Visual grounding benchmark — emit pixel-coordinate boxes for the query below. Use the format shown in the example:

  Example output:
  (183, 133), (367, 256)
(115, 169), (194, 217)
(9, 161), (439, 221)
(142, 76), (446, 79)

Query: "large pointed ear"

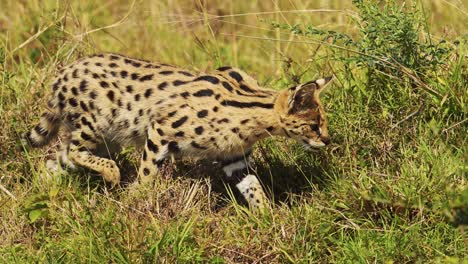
(287, 77), (333, 113)
(315, 76), (334, 95)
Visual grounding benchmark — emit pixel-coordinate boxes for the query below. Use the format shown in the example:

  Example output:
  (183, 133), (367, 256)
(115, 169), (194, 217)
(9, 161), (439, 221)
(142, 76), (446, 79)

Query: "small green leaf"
(28, 209), (44, 223)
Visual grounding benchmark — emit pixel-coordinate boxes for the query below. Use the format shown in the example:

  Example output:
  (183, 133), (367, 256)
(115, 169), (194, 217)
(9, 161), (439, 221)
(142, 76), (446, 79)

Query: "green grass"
(0, 0), (466, 263)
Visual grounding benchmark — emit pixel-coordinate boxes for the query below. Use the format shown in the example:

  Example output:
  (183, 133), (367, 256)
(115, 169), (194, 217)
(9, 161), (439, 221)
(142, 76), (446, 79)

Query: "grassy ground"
(0, 0), (466, 263)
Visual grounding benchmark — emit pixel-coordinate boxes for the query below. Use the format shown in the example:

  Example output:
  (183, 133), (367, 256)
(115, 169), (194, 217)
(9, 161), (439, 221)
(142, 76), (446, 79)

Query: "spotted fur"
(24, 53), (333, 210)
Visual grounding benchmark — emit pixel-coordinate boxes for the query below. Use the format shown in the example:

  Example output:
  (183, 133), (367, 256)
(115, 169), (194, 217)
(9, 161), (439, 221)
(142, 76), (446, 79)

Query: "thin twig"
(391, 108), (420, 129)
(0, 183), (17, 201)
(12, 21), (57, 54)
(442, 118), (468, 133)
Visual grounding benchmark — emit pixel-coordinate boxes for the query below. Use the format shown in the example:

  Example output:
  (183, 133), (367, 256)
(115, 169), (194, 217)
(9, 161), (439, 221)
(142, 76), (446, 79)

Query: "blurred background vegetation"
(0, 0), (466, 262)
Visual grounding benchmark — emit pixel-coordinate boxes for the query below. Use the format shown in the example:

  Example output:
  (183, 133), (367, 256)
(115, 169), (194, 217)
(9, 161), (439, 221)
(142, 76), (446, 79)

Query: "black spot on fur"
(266, 126), (274, 132)
(180, 92), (190, 98)
(222, 81), (233, 92)
(89, 91), (97, 99)
(191, 141), (207, 150)
(193, 89), (214, 97)
(218, 118), (230, 124)
(72, 69), (79, 78)
(175, 131), (184, 137)
(142, 150), (147, 161)
(81, 117), (95, 132)
(110, 55), (120, 60)
(168, 110), (177, 117)
(239, 84), (255, 93)
(173, 80), (188, 86)
(195, 126), (204, 135)
(217, 66), (232, 71)
(144, 88), (153, 98)
(126, 103), (132, 111)
(71, 87), (78, 96)
(95, 62), (102, 67)
(231, 127), (240, 133)
(69, 98), (78, 107)
(34, 125), (47, 136)
(213, 106), (219, 112)
(126, 85), (133, 93)
(197, 110), (208, 118)
(159, 71), (173, 75)
(81, 132), (92, 141)
(58, 92), (65, 101)
(131, 61), (142, 68)
(143, 168), (150, 176)
(194, 75), (219, 84)
(79, 80), (88, 92)
(240, 119), (250, 124)
(131, 73), (140, 80)
(161, 140), (168, 145)
(178, 71), (194, 77)
(134, 94), (141, 101)
(145, 64), (160, 69)
(158, 82), (168, 90)
(229, 71), (243, 82)
(109, 63), (118, 68)
(120, 70), (128, 78)
(52, 79), (61, 91)
(168, 141), (180, 152)
(138, 109), (144, 116)
(172, 116), (188, 128)
(92, 73), (100, 79)
(157, 129), (164, 136)
(80, 101), (89, 112)
(61, 86), (67, 93)
(147, 139), (159, 153)
(107, 90), (115, 102)
(221, 100), (274, 109)
(100, 81), (109, 88)
(140, 74), (153, 82)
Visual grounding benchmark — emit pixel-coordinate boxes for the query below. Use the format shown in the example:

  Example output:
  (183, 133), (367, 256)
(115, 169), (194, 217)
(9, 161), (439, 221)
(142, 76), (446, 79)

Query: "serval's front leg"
(221, 152), (269, 211)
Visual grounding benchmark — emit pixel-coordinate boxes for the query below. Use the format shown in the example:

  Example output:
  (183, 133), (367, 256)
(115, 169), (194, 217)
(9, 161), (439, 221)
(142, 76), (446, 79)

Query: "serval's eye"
(310, 124), (319, 131)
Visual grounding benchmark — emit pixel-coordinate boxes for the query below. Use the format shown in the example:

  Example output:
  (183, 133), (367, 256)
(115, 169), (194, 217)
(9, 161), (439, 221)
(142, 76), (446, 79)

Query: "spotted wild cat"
(24, 53), (333, 209)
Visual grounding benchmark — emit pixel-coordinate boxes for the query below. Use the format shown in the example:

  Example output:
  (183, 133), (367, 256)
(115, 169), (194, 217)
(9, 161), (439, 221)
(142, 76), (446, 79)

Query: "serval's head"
(274, 77), (333, 149)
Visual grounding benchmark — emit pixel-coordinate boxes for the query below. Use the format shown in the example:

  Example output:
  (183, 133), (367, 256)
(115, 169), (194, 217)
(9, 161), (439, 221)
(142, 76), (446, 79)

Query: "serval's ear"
(315, 76), (334, 95)
(287, 77), (333, 114)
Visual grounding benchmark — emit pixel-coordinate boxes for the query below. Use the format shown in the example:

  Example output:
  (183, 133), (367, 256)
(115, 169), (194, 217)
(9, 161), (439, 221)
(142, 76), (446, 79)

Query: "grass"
(0, 0), (466, 262)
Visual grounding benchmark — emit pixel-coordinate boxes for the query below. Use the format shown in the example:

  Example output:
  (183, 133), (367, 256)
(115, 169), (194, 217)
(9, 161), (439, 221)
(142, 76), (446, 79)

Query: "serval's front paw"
(236, 174), (270, 212)
(101, 160), (121, 186)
